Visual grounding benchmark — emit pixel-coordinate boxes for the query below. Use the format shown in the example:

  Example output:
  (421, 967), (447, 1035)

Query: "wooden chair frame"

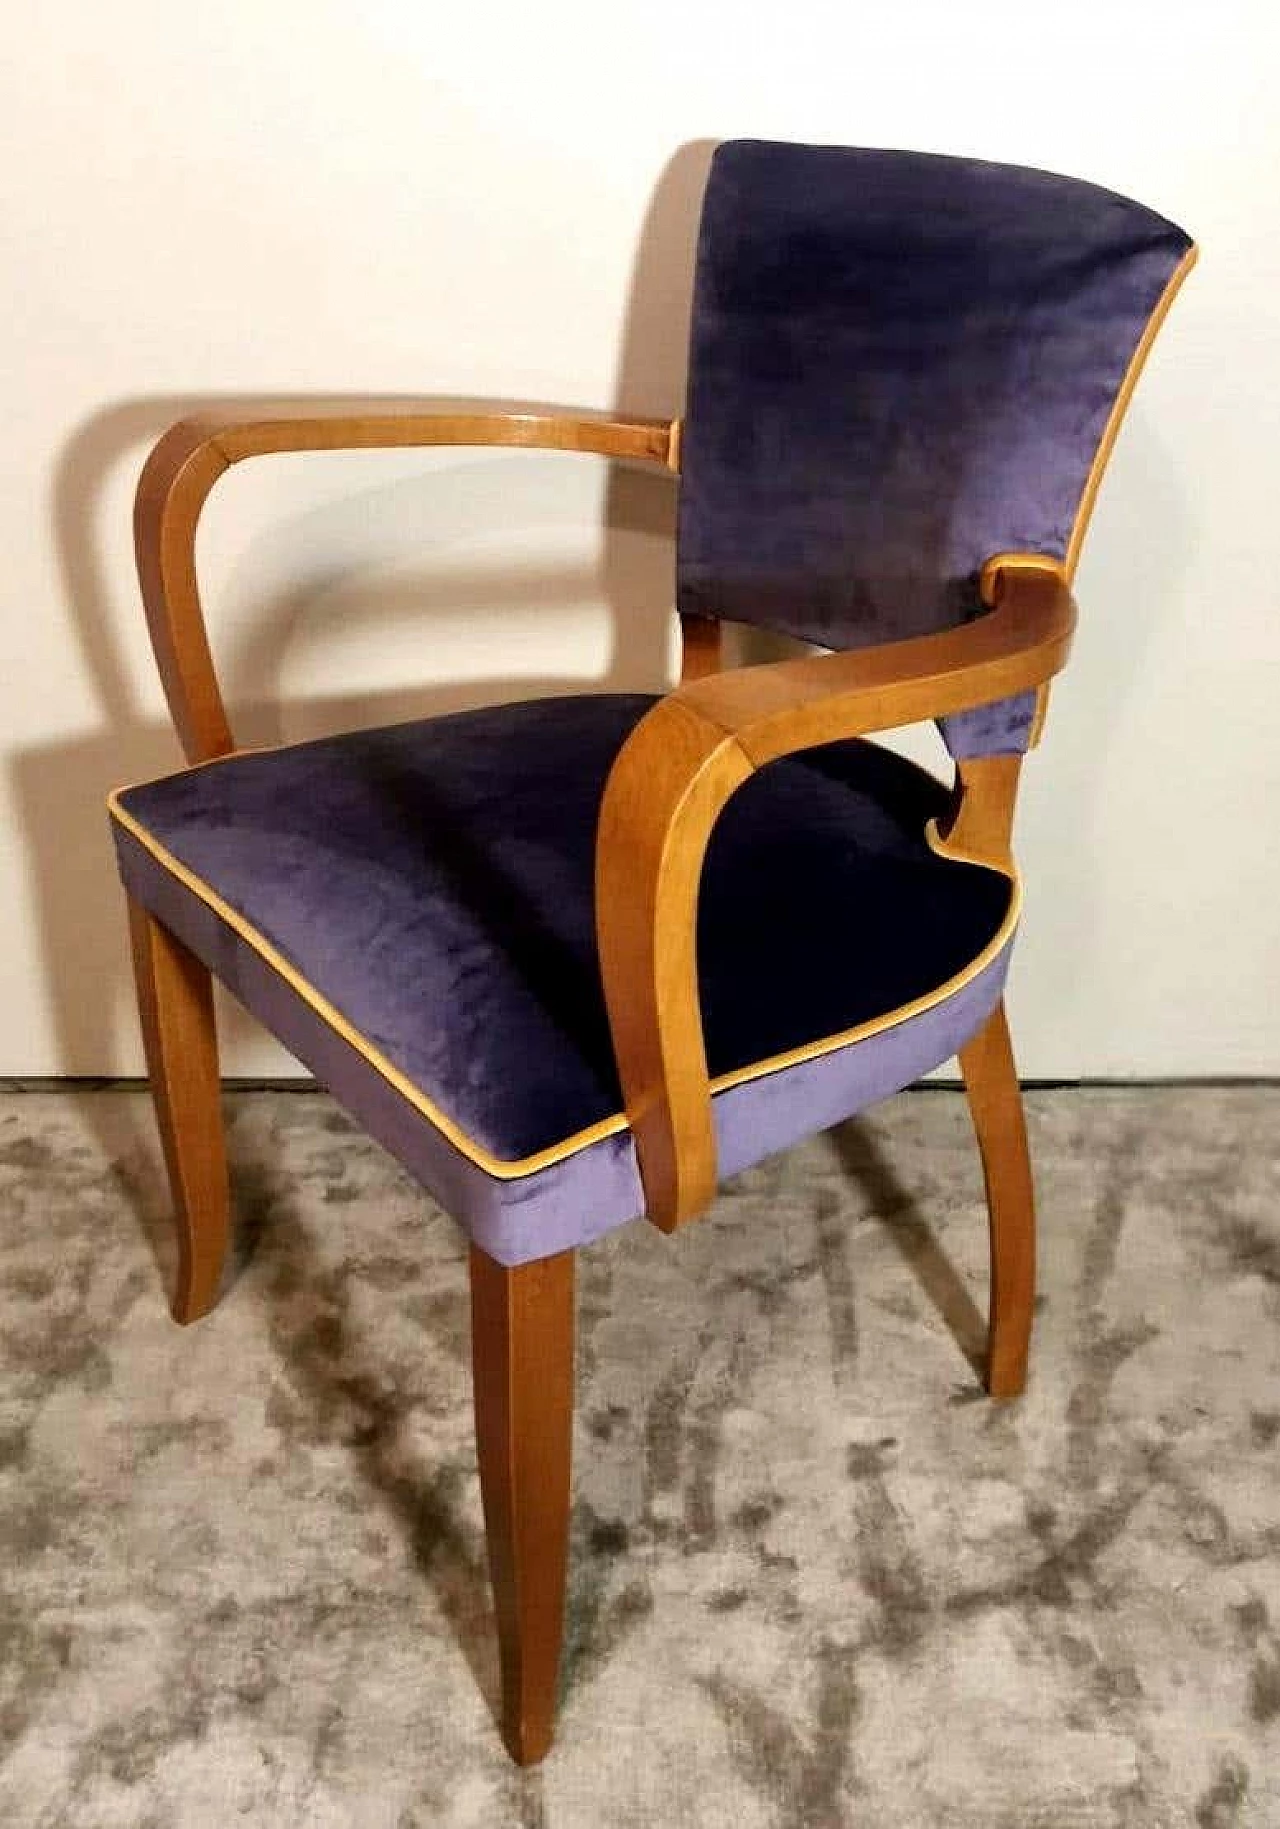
(125, 399), (1075, 1761)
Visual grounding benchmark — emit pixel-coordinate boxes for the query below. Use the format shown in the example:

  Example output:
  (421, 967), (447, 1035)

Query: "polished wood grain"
(936, 755), (1023, 868)
(596, 701), (751, 1227)
(127, 896), (230, 1323)
(977, 550), (1068, 604)
(470, 1244), (575, 1766)
(134, 436), (237, 763)
(958, 1000), (1036, 1398)
(977, 551), (1069, 753)
(134, 401), (678, 764)
(671, 572), (1074, 769)
(678, 612), (724, 682)
(597, 565), (1076, 1233)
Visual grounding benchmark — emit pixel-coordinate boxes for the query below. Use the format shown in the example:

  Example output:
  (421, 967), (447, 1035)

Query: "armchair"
(108, 141), (1194, 1763)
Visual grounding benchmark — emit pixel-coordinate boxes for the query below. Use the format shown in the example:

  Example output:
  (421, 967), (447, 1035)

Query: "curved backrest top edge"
(677, 138), (1194, 664)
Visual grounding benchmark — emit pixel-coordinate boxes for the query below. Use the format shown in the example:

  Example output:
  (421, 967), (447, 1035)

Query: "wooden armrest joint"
(597, 561), (1077, 1235)
(132, 401), (678, 764)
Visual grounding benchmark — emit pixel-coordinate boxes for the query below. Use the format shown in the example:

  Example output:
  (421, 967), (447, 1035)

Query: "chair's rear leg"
(470, 1244), (575, 1766)
(958, 999), (1035, 1399)
(127, 894), (230, 1324)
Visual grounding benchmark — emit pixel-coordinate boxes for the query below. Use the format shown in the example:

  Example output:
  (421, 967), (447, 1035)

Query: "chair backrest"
(676, 140), (1193, 757)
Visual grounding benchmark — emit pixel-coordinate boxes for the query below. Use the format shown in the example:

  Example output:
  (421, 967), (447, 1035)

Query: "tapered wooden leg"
(127, 895), (230, 1324)
(958, 999), (1035, 1400)
(470, 1244), (575, 1765)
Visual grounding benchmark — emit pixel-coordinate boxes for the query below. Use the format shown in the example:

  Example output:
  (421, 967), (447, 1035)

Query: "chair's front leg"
(958, 1000), (1035, 1399)
(127, 895), (231, 1323)
(469, 1244), (575, 1765)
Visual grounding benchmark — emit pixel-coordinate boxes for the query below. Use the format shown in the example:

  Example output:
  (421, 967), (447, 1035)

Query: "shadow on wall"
(10, 139), (717, 1092)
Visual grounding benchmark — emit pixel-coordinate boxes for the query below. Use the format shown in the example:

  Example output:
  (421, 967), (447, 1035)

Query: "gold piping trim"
(109, 787), (1020, 1179)
(978, 245), (1197, 753)
(1027, 684), (1051, 750)
(1064, 243), (1199, 581)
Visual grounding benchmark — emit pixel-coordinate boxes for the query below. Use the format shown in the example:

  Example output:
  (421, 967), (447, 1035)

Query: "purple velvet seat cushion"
(115, 810), (1013, 1265)
(677, 141), (1192, 755)
(111, 694), (1012, 1166)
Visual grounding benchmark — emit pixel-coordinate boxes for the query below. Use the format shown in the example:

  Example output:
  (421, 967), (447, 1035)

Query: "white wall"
(3, 0), (1276, 1079)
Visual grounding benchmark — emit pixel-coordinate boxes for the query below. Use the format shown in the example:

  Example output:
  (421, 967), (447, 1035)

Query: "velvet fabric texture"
(115, 827), (1012, 1265)
(112, 697), (1014, 1262)
(677, 141), (1192, 757)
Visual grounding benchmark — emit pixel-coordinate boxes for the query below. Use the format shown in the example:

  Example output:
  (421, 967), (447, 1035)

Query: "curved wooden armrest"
(595, 559), (1076, 1233)
(134, 398), (680, 762)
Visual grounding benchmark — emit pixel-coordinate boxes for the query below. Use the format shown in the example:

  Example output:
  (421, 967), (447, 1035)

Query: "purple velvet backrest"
(676, 140), (1193, 757)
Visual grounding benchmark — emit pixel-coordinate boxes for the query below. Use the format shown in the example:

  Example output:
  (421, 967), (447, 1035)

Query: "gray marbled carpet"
(1, 1085), (1278, 1826)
